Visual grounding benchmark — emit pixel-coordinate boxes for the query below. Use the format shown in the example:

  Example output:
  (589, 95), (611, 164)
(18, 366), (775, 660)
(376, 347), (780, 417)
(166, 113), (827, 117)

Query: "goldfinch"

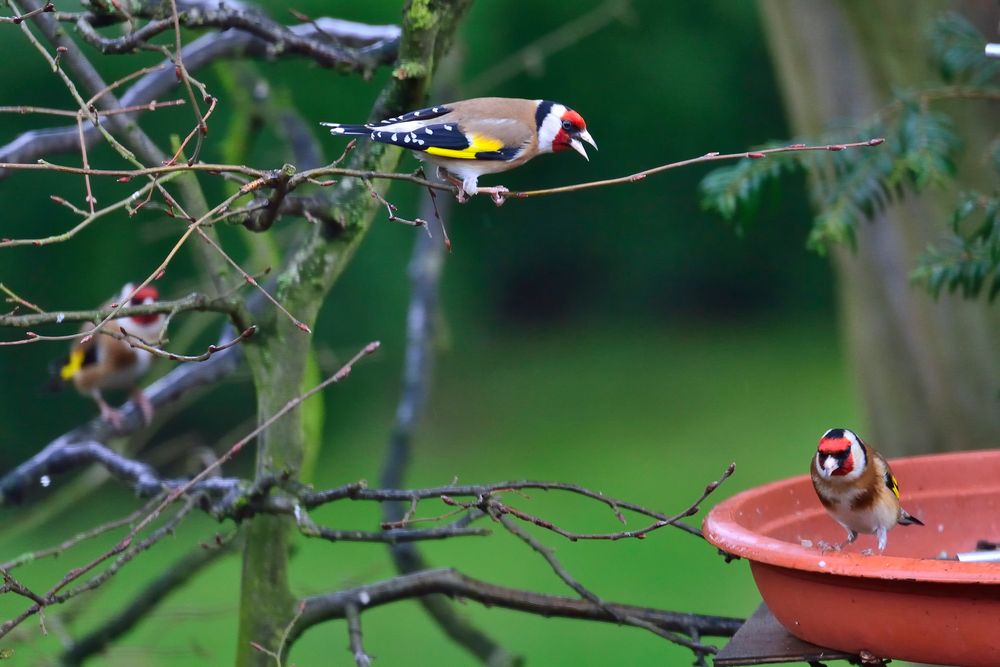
(321, 97), (597, 204)
(810, 428), (924, 552)
(51, 283), (166, 428)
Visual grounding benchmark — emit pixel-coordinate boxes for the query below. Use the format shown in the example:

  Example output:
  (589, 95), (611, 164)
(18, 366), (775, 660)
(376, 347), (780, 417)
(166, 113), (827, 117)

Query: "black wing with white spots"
(368, 123), (469, 150)
(372, 104), (453, 125)
(324, 120), (517, 161)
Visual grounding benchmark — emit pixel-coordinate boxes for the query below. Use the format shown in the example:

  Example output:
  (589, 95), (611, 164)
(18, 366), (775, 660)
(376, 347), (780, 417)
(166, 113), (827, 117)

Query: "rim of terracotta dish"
(703, 450), (1000, 584)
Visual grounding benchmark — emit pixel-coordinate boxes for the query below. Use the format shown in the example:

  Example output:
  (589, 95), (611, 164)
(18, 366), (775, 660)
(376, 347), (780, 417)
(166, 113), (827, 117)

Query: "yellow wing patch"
(424, 133), (504, 160)
(60, 348), (85, 380)
(887, 473), (900, 498)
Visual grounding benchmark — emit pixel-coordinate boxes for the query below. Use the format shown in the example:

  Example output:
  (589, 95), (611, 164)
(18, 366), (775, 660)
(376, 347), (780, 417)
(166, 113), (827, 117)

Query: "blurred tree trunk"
(757, 0), (1000, 454)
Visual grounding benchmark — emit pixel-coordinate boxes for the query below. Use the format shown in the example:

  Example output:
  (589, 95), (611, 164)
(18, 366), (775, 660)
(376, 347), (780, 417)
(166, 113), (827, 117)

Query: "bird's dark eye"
(561, 120), (575, 131)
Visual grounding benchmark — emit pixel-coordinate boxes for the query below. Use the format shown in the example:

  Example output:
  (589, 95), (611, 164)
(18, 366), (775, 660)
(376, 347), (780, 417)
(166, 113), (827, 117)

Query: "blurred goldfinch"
(322, 97), (597, 204)
(810, 428), (924, 552)
(51, 283), (166, 428)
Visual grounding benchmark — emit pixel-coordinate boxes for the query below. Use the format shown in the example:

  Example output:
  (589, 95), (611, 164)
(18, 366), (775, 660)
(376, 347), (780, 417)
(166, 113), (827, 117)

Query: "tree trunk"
(233, 1), (473, 664)
(757, 0), (1000, 454)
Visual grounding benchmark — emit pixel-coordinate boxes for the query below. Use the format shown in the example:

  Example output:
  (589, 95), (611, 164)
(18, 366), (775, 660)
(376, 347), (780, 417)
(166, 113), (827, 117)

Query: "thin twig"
(117, 324), (257, 363)
(0, 173), (182, 249)
(0, 495), (163, 571)
(192, 227), (311, 333)
(49, 496), (201, 607)
(61, 530), (239, 666)
(496, 513), (711, 653)
(362, 177), (429, 231)
(0, 495), (199, 639)
(0, 282), (44, 313)
(296, 506), (489, 544)
(84, 64), (169, 108)
(505, 138), (887, 199)
(0, 0), (51, 23)
(345, 603), (372, 667)
(0, 99), (184, 118)
(445, 463), (735, 542)
(76, 116), (96, 214)
(167, 0), (208, 165)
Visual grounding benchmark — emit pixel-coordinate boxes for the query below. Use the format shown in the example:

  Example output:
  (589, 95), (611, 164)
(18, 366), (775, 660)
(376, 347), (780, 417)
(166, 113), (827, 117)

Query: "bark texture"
(758, 0), (1000, 454)
(234, 2), (473, 665)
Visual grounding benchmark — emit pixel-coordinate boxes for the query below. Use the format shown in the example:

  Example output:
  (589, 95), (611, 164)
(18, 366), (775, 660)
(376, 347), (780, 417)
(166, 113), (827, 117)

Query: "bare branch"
(0, 495), (199, 640)
(296, 506), (489, 544)
(288, 569), (744, 650)
(0, 292), (243, 329)
(495, 514), (711, 655)
(73, 3), (397, 72)
(0, 496), (162, 571)
(345, 604), (372, 667)
(117, 324), (257, 364)
(49, 496), (201, 607)
(304, 478), (714, 539)
(61, 531), (239, 666)
(0, 172), (182, 248)
(0, 13), (398, 172)
(0, 341), (243, 500)
(10, 0), (165, 168)
(0, 282), (43, 313)
(0, 99), (185, 117)
(1, 441), (174, 505)
(192, 226), (311, 333)
(445, 463), (735, 542)
(0, 0), (51, 24)
(111, 339), (380, 533)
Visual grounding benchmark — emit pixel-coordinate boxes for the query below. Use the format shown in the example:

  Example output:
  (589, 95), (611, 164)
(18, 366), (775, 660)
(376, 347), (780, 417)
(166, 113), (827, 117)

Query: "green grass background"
(1, 318), (858, 666)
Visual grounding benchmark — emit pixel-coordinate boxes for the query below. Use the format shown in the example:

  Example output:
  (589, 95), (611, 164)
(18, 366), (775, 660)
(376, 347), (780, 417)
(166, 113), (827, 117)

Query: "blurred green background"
(0, 1), (865, 665)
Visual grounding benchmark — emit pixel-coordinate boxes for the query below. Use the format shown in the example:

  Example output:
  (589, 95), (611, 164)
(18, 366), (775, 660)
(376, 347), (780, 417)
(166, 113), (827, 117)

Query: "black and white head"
(535, 101), (598, 159)
(117, 283), (166, 340)
(814, 427), (868, 482)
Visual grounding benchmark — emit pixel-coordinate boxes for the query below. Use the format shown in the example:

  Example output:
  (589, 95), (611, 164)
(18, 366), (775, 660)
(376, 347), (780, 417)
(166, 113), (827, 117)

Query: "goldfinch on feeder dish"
(810, 428), (924, 552)
(321, 97), (597, 204)
(51, 283), (166, 428)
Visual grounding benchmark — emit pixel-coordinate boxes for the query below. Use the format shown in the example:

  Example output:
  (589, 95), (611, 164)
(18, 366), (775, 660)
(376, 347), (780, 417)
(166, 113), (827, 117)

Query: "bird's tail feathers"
(899, 510), (924, 526)
(320, 122), (372, 137)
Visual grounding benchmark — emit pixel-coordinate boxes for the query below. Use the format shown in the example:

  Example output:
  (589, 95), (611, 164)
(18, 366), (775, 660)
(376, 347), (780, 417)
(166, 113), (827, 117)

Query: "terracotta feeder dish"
(703, 449), (1000, 667)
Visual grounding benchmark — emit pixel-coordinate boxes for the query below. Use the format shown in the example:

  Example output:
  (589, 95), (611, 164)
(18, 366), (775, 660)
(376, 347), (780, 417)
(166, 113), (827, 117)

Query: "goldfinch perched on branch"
(50, 283), (166, 428)
(321, 97), (597, 204)
(810, 428), (924, 552)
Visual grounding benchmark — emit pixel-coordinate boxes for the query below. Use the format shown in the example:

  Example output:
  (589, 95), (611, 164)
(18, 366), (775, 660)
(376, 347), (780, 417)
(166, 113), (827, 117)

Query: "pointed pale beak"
(822, 455), (838, 476)
(569, 131), (597, 161)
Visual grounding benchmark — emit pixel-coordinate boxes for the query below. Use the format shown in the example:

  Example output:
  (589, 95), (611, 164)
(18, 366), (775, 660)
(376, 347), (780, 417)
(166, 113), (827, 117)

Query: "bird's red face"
(537, 102), (597, 159)
(815, 427), (870, 481)
(127, 285), (161, 326)
(817, 434), (855, 477)
(551, 110), (588, 152)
